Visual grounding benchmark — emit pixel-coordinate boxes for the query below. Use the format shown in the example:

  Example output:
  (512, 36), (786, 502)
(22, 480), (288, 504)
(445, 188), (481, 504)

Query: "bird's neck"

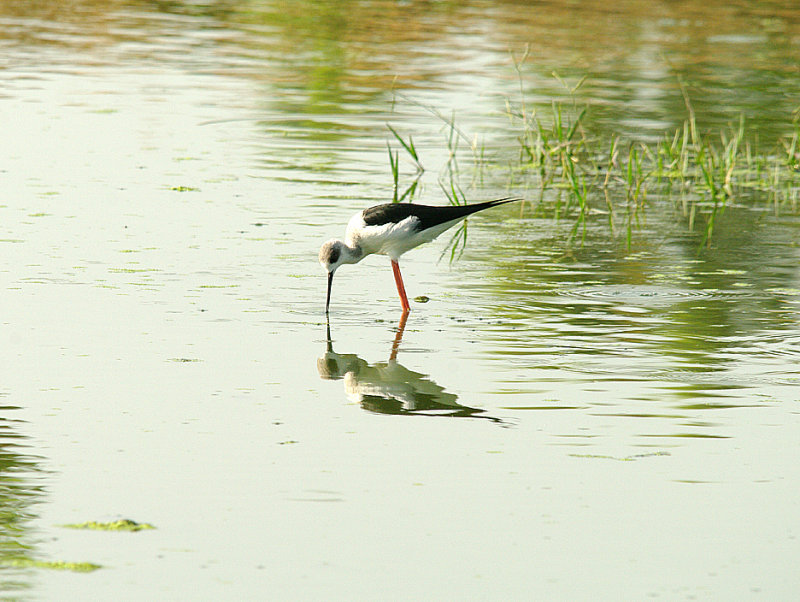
(342, 241), (364, 264)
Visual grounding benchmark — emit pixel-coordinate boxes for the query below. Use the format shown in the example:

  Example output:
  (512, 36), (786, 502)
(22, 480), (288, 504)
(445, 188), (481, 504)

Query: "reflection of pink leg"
(390, 311), (409, 362)
(391, 260), (411, 313)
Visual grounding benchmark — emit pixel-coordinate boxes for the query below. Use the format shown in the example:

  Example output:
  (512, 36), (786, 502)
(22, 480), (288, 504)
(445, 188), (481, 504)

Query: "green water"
(1, 1), (799, 599)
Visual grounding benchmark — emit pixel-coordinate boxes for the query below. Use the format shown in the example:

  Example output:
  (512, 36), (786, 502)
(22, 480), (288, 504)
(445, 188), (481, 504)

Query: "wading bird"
(319, 198), (519, 313)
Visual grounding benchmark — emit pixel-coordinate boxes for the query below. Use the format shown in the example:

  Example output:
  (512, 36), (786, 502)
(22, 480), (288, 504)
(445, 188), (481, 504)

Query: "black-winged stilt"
(319, 198), (519, 313)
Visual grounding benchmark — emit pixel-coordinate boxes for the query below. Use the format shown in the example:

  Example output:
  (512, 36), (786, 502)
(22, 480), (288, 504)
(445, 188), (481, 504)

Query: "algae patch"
(570, 452), (671, 462)
(1, 558), (101, 572)
(62, 519), (155, 532)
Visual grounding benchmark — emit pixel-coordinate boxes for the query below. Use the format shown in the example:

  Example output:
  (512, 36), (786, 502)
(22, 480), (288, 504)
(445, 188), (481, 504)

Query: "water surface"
(1, 1), (799, 599)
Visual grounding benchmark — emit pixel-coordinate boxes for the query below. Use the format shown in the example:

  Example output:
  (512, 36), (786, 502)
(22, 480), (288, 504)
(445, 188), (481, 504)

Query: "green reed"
(503, 79), (798, 249)
(387, 68), (800, 255)
(387, 124), (423, 203)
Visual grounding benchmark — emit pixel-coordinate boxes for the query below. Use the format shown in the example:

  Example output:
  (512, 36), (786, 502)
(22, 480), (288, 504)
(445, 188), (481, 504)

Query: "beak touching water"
(326, 271), (333, 314)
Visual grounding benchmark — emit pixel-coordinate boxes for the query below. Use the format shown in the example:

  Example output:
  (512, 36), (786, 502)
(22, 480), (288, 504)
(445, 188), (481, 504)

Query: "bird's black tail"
(391, 197), (522, 230)
(455, 197), (521, 215)
(361, 197), (522, 230)
(423, 197), (521, 229)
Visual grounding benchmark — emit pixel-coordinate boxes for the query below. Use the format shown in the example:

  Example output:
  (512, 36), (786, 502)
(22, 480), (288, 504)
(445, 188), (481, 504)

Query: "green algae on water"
(62, 519), (155, 532)
(1, 558), (102, 572)
(570, 452), (671, 461)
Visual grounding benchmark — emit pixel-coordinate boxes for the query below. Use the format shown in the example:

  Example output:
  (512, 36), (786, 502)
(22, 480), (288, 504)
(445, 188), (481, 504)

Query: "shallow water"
(2, 0), (800, 599)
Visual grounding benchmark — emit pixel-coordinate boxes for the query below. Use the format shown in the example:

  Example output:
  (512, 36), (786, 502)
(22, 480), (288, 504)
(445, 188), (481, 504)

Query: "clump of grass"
(386, 124), (423, 203)
(502, 66), (800, 248)
(390, 89), (489, 193)
(388, 95), (491, 261)
(389, 62), (799, 253)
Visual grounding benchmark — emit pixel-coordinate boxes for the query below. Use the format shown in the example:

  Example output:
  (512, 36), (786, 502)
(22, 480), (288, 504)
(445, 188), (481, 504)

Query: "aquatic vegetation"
(570, 452), (671, 462)
(62, 519), (155, 532)
(387, 61), (800, 254)
(1, 558), (102, 572)
(502, 74), (799, 248)
(387, 124), (423, 203)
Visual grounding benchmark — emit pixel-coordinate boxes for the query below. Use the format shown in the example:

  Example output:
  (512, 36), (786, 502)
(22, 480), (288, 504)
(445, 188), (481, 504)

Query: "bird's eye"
(329, 247), (340, 263)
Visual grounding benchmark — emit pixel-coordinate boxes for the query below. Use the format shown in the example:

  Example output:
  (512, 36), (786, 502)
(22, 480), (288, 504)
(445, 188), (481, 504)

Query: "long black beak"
(326, 271), (333, 314)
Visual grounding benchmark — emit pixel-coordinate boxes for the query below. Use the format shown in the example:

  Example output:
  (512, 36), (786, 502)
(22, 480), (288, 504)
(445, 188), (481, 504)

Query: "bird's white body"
(344, 212), (460, 261)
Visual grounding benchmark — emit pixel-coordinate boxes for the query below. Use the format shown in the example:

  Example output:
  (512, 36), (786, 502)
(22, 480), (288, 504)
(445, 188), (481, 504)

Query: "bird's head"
(319, 239), (353, 314)
(319, 239), (365, 314)
(318, 239), (347, 274)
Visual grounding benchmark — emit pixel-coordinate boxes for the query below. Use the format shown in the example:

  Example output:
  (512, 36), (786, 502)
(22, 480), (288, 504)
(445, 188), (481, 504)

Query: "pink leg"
(391, 260), (411, 313)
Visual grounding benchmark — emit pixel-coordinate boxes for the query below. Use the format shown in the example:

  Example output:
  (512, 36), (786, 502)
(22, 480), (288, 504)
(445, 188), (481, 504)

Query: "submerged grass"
(387, 56), (800, 255)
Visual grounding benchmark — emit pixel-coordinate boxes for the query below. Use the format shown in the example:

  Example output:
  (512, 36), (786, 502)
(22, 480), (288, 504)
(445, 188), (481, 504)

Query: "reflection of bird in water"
(319, 198), (520, 313)
(318, 314), (503, 422)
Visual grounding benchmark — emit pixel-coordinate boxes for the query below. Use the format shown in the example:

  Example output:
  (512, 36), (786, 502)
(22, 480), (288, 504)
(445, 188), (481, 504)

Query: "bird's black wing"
(362, 198), (519, 232)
